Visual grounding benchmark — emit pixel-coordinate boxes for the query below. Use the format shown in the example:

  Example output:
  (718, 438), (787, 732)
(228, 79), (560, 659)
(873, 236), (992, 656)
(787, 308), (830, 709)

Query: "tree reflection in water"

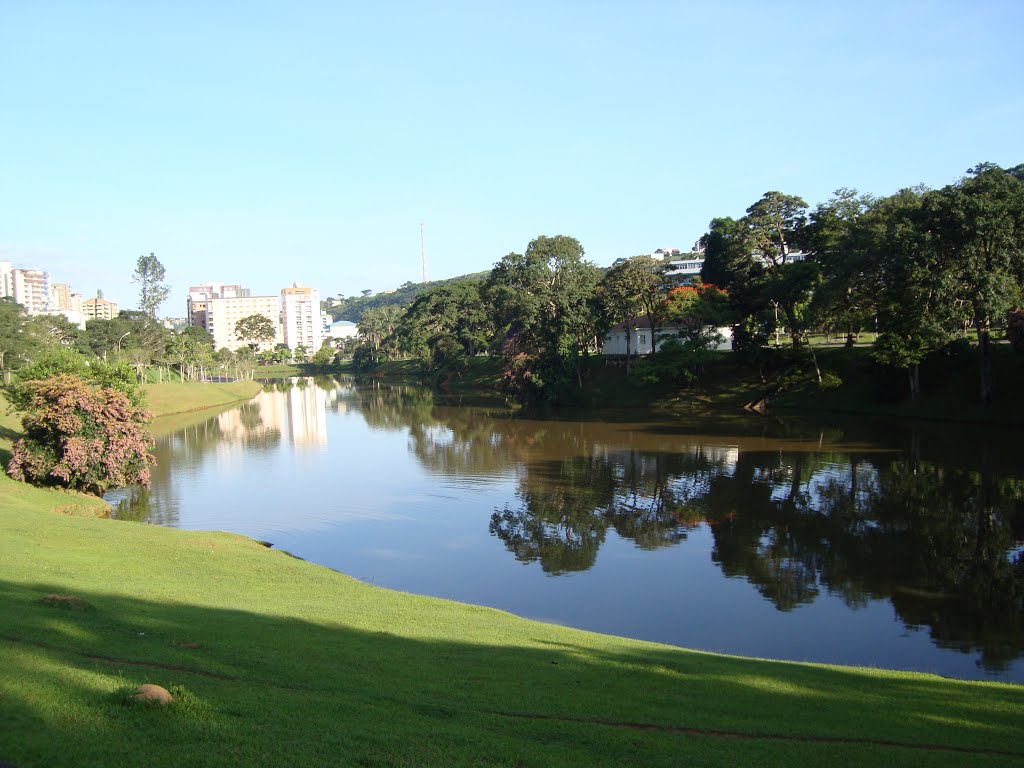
(112, 378), (1024, 674)
(399, 397), (1023, 673)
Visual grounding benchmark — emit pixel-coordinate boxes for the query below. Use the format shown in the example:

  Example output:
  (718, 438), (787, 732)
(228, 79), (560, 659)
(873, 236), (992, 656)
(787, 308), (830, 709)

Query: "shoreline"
(2, 381), (1022, 766)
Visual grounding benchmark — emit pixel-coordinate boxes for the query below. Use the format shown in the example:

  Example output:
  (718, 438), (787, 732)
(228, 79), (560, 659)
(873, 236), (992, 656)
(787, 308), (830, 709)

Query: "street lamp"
(116, 331), (131, 352)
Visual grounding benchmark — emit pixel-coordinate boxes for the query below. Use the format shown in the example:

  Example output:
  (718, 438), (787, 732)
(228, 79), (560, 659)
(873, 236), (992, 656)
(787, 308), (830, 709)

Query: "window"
(640, 334), (647, 344)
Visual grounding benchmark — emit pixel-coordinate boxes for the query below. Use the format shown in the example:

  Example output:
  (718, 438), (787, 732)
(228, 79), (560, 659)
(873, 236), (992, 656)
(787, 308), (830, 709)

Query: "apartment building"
(281, 283), (321, 354)
(49, 283), (83, 313)
(82, 297), (119, 320)
(206, 294), (282, 352)
(11, 268), (50, 314)
(187, 283), (250, 331)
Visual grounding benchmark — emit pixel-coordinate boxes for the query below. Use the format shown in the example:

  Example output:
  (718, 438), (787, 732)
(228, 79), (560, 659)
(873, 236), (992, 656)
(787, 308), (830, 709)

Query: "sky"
(2, 1), (1022, 314)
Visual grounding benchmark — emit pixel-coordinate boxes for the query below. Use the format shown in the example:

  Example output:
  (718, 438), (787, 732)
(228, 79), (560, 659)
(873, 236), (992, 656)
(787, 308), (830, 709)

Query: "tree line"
(351, 163), (1024, 406)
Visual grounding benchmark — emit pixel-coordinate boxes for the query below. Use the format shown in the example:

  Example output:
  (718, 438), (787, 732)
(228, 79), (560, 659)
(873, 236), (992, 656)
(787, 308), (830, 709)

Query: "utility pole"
(420, 221), (428, 283)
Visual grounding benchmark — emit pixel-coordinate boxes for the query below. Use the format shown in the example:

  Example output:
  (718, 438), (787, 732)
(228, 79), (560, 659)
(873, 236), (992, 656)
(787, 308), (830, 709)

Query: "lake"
(108, 376), (1024, 683)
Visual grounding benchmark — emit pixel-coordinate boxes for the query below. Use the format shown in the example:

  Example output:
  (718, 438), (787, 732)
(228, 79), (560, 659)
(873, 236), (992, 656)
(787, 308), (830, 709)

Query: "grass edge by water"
(0, 380), (1022, 766)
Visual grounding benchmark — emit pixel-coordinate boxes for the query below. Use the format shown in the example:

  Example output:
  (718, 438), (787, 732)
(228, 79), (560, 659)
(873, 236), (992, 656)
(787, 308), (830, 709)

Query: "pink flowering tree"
(6, 374), (155, 496)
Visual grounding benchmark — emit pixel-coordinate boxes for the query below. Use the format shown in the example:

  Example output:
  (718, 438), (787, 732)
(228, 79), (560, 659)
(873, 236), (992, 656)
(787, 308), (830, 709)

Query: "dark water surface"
(108, 376), (1024, 683)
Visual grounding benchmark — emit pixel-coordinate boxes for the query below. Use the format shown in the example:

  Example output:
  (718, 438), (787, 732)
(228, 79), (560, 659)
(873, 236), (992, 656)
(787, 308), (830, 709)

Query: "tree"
(166, 332), (202, 382)
(867, 187), (955, 400)
(699, 216), (772, 353)
(598, 258), (655, 372)
(234, 314), (276, 351)
(312, 341), (335, 368)
(5, 346), (144, 409)
(6, 374), (155, 496)
(391, 280), (493, 360)
(132, 252), (170, 320)
(78, 316), (137, 359)
(804, 189), (878, 346)
(920, 164), (1024, 405)
(486, 235), (601, 399)
(739, 191), (816, 348)
(0, 299), (27, 371)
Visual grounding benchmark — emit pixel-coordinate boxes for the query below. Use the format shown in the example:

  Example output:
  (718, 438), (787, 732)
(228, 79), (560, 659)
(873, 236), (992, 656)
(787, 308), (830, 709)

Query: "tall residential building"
(0, 260), (13, 299)
(187, 283), (250, 331)
(281, 283), (321, 354)
(82, 297), (119, 320)
(49, 283), (83, 313)
(206, 295), (281, 352)
(12, 268), (50, 314)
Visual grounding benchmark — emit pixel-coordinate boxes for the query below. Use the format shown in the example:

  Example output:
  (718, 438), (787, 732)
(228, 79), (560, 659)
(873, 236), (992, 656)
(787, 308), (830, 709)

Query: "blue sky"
(2, 1), (1021, 314)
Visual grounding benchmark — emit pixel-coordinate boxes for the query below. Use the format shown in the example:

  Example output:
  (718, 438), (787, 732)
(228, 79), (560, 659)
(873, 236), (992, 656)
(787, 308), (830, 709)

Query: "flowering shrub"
(6, 374), (155, 496)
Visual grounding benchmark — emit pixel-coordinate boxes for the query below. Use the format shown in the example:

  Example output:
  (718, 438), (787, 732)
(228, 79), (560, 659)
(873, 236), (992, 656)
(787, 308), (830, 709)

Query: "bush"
(7, 374), (155, 496)
(6, 348), (143, 410)
(818, 371), (843, 390)
(629, 331), (722, 386)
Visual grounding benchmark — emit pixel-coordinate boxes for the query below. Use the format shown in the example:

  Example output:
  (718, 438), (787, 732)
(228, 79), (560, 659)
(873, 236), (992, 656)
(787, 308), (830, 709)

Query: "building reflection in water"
(216, 378), (328, 452)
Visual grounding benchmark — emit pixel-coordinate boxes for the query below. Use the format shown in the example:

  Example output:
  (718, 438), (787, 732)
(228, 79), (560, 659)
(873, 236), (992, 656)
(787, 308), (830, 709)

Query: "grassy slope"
(1, 385), (1022, 766)
(143, 381), (264, 418)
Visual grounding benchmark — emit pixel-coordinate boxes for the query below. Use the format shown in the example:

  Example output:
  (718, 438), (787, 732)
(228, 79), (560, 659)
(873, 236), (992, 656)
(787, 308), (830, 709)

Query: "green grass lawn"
(1, 383), (1022, 766)
(142, 381), (264, 418)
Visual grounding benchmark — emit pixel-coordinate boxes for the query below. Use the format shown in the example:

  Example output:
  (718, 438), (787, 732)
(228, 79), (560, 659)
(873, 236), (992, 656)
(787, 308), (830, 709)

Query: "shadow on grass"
(0, 425), (18, 468)
(0, 579), (1022, 768)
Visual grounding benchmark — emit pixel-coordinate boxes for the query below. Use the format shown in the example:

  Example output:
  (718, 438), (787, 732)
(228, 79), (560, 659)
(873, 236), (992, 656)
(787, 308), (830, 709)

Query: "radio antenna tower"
(419, 221), (428, 283)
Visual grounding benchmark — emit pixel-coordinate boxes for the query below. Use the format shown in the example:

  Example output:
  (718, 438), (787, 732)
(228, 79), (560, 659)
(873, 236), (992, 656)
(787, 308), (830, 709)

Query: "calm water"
(108, 376), (1024, 683)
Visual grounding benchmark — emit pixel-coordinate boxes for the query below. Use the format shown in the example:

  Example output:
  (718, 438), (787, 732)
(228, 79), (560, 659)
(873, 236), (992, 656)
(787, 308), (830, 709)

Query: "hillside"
(327, 271), (491, 323)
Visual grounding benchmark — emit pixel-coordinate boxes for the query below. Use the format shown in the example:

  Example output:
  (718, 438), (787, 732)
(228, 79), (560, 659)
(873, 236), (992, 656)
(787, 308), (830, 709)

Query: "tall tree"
(738, 191), (816, 348)
(921, 163), (1024, 405)
(700, 216), (770, 352)
(804, 189), (878, 346)
(868, 187), (955, 400)
(132, 252), (170, 320)
(486, 235), (601, 398)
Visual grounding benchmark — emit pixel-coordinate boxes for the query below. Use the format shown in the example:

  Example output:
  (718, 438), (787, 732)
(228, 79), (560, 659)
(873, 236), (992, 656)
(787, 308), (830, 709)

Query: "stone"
(40, 594), (91, 610)
(131, 684), (173, 705)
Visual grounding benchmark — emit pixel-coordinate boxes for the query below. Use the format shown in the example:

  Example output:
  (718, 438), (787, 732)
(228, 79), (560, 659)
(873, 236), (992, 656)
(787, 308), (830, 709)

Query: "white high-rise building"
(12, 268), (50, 314)
(281, 283), (321, 355)
(206, 295), (282, 352)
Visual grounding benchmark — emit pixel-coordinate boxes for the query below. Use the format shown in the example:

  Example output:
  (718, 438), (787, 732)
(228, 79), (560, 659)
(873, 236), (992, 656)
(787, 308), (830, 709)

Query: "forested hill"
(327, 271), (490, 323)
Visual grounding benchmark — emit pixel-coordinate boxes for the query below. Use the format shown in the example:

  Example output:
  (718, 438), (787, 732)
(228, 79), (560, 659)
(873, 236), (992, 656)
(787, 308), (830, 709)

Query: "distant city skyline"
(2, 2), (1021, 312)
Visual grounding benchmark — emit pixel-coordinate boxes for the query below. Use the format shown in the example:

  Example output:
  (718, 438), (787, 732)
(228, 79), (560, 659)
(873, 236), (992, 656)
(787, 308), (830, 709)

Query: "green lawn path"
(1, 382), (1022, 767)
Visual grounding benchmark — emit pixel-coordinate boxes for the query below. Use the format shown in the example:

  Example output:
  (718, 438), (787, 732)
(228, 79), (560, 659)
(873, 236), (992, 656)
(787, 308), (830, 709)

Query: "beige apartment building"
(49, 283), (83, 313)
(187, 283), (250, 331)
(206, 295), (282, 352)
(82, 297), (119, 320)
(281, 283), (321, 355)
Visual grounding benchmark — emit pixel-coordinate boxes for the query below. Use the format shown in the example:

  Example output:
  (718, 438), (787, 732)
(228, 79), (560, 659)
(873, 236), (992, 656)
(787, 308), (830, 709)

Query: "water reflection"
(392, 387), (1024, 674)
(111, 377), (1024, 678)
